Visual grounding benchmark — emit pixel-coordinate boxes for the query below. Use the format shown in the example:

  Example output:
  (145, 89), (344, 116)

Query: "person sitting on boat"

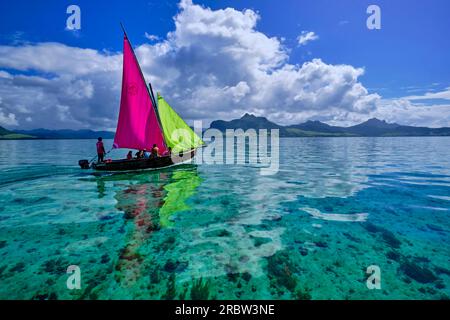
(135, 150), (144, 159)
(96, 137), (106, 163)
(143, 149), (151, 159)
(150, 144), (159, 158)
(126, 151), (133, 160)
(162, 147), (172, 157)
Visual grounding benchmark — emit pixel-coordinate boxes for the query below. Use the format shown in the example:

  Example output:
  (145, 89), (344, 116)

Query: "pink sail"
(113, 35), (166, 154)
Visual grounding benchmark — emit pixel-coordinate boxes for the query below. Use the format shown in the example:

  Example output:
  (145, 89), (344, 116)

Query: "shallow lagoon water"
(0, 137), (449, 299)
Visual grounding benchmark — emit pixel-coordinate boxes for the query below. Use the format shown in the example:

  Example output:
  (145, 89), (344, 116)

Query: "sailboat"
(79, 27), (203, 171)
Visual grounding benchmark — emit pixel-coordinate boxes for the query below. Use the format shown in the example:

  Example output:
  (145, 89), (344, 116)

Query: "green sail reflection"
(159, 169), (202, 227)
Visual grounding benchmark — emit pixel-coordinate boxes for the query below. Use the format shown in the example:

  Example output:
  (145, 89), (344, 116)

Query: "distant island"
(1, 114), (450, 139)
(0, 126), (36, 139)
(210, 114), (450, 137)
(0, 127), (115, 140)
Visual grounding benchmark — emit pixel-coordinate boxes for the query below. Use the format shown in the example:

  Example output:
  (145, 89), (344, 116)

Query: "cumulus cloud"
(0, 42), (120, 76)
(0, 0), (447, 130)
(0, 44), (122, 129)
(297, 31), (319, 46)
(134, 0), (378, 125)
(372, 99), (450, 128)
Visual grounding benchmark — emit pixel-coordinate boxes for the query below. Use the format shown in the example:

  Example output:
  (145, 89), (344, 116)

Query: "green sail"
(157, 93), (204, 152)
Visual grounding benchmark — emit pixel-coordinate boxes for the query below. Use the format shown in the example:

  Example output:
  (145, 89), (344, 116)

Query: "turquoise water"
(0, 137), (449, 300)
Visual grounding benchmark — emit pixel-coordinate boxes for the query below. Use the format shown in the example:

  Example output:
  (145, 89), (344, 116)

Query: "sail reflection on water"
(94, 165), (202, 289)
(159, 169), (202, 227)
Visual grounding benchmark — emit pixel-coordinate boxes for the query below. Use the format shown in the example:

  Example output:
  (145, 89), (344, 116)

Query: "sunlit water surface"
(0, 137), (449, 299)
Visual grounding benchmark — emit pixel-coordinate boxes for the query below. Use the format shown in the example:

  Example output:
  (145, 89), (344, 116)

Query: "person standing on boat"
(96, 137), (106, 163)
(127, 151), (133, 160)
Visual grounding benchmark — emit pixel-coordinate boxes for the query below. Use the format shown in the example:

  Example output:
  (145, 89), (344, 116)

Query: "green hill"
(210, 115), (450, 137)
(0, 126), (11, 136)
(0, 126), (35, 139)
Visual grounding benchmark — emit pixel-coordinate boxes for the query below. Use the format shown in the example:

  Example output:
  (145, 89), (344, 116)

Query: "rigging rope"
(88, 147), (113, 164)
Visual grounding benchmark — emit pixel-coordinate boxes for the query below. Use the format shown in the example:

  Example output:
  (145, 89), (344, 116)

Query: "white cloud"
(0, 71), (12, 79)
(135, 1), (375, 124)
(0, 46), (122, 129)
(0, 108), (18, 126)
(297, 31), (319, 46)
(225, 81), (250, 102)
(372, 98), (450, 128)
(144, 32), (160, 41)
(0, 42), (120, 76)
(403, 87), (450, 101)
(0, 0), (447, 130)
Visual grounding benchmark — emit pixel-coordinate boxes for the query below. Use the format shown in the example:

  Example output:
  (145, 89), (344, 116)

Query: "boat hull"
(89, 150), (195, 172)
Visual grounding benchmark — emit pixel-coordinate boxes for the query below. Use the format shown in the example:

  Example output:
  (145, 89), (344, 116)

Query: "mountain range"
(12, 128), (115, 140)
(210, 114), (450, 137)
(0, 127), (115, 140)
(1, 114), (450, 139)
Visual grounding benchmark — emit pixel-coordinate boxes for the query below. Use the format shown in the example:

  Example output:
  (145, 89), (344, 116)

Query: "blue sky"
(0, 0), (449, 129)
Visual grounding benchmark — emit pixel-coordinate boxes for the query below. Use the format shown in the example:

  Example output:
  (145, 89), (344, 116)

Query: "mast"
(148, 82), (158, 111)
(148, 82), (167, 146)
(120, 22), (127, 37)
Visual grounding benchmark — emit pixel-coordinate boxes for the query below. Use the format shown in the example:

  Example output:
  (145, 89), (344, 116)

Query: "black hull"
(87, 150), (195, 172)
